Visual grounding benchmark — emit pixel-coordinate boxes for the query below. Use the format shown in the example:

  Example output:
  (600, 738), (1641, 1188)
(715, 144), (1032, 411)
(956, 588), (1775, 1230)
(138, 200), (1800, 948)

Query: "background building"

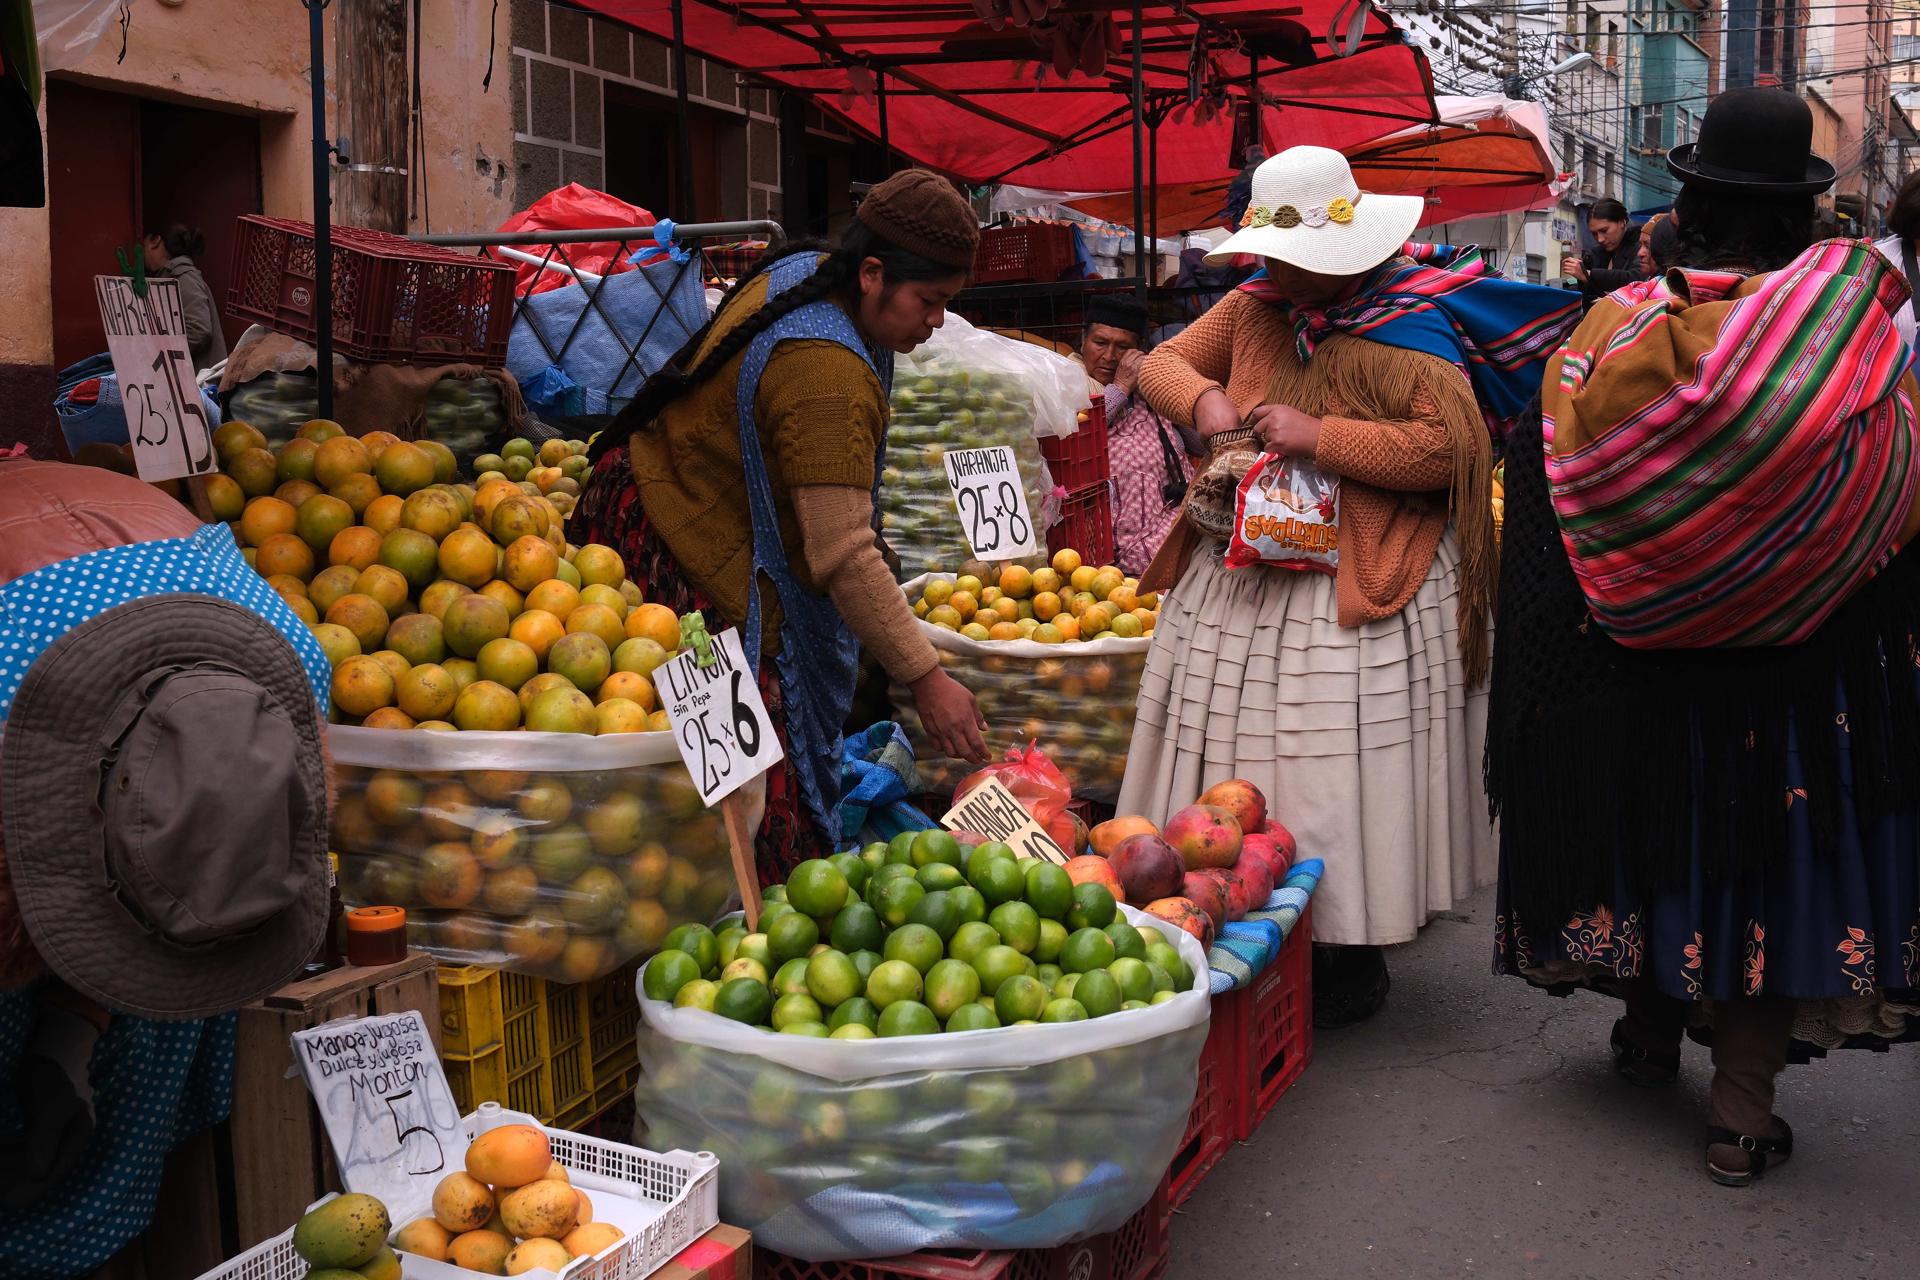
(1625, 0), (1713, 212)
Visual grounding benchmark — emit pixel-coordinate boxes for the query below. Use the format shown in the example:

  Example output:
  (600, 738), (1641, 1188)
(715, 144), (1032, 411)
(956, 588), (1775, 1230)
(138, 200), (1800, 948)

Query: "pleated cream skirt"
(1118, 533), (1495, 947)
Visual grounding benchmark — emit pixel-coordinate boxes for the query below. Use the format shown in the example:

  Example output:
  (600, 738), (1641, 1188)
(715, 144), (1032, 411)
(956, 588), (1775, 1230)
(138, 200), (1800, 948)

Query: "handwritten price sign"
(941, 777), (1073, 866)
(944, 446), (1040, 561)
(93, 276), (215, 483)
(659, 628), (784, 807)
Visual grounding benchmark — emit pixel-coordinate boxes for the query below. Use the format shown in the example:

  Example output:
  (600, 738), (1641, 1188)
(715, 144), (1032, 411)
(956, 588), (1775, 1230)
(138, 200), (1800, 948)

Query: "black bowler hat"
(1667, 87), (1836, 195)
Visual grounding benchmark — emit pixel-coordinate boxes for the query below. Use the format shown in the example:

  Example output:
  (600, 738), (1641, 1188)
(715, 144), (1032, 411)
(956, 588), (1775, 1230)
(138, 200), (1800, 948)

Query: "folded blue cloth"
(836, 721), (935, 851)
(1204, 859), (1322, 994)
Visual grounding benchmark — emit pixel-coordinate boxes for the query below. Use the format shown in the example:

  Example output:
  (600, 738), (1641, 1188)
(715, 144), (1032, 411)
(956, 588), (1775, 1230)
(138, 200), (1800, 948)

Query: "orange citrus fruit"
(565, 603), (625, 651)
(239, 496), (297, 548)
(374, 441), (436, 497)
(476, 638), (541, 691)
(453, 679), (522, 730)
(596, 671), (656, 710)
(999, 565), (1034, 599)
(595, 699), (650, 734)
(478, 579), (526, 619)
(624, 603), (680, 649)
(331, 655), (396, 716)
(329, 526), (384, 571)
(364, 494), (405, 535)
(526, 580), (582, 622)
(508, 610), (566, 662)
(572, 544), (626, 588)
(255, 533), (316, 580)
(437, 527), (499, 588)
(502, 535), (560, 593)
(330, 472), (383, 516)
(401, 489), (463, 541)
(354, 565), (411, 616)
(204, 473), (245, 521)
(397, 663), (460, 721)
(228, 447), (279, 497)
(325, 594), (392, 653)
(312, 436), (372, 488)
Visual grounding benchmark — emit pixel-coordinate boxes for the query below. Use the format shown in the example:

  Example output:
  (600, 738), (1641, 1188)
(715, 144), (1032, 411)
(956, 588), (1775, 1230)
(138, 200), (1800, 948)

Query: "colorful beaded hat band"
(1241, 195), (1359, 230)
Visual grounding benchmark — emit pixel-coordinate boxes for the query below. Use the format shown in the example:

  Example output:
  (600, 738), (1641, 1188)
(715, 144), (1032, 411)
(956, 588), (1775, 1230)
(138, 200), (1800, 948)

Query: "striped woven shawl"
(1543, 239), (1920, 649)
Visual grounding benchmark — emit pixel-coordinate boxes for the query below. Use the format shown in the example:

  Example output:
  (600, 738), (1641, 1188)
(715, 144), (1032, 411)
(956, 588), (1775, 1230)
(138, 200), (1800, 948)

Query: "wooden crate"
(227, 953), (442, 1251)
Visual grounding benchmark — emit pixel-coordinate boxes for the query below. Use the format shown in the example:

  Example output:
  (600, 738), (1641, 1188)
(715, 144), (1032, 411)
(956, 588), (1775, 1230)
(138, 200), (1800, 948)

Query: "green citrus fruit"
(719, 957), (769, 986)
(738, 933), (773, 967)
(907, 891), (963, 942)
(1074, 969), (1122, 1018)
(829, 902), (885, 954)
(1034, 963), (1064, 990)
(946, 1002), (1001, 1033)
(882, 924), (944, 975)
(1145, 963), (1175, 996)
(849, 950), (882, 984)
(713, 977), (772, 1026)
(828, 852), (871, 898)
(1035, 919), (1070, 965)
(780, 1021), (830, 1037)
(946, 885), (988, 926)
(787, 859), (850, 918)
(916, 862), (967, 892)
(861, 842), (890, 873)
(766, 912), (821, 965)
(971, 945), (1028, 998)
(673, 979), (719, 1012)
(642, 950), (701, 1003)
(1109, 958), (1155, 1003)
(771, 992), (824, 1030)
(910, 829), (963, 869)
(992, 973), (1047, 1023)
(829, 996), (880, 1031)
(805, 950), (862, 1008)
(1150, 990), (1178, 1005)
(1146, 941), (1191, 990)
(873, 875), (927, 930)
(1053, 973), (1080, 1000)
(1104, 921), (1148, 962)
(966, 841), (1016, 880)
(877, 1001), (940, 1037)
(948, 921), (1002, 966)
(1067, 883), (1118, 931)
(772, 957), (812, 998)
(865, 959), (924, 1009)
(886, 832), (919, 865)
(1061, 928), (1117, 974)
(663, 922), (719, 975)
(971, 858), (1026, 907)
(830, 1023), (876, 1040)
(1024, 863), (1074, 920)
(1041, 998), (1089, 1023)
(924, 958), (983, 1020)
(987, 901), (1041, 955)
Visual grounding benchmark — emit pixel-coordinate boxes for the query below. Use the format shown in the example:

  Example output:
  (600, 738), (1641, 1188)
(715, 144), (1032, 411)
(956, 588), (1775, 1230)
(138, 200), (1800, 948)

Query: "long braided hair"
(588, 222), (965, 463)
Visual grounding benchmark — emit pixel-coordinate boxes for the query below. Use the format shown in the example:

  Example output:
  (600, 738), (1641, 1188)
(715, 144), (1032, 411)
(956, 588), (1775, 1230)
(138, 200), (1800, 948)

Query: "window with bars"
(1638, 102), (1665, 150)
(1583, 142), (1599, 191)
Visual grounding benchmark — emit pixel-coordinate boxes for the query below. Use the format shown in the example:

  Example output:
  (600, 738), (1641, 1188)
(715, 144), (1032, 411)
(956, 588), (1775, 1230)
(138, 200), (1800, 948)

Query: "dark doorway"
(45, 81), (262, 371)
(603, 83), (740, 222)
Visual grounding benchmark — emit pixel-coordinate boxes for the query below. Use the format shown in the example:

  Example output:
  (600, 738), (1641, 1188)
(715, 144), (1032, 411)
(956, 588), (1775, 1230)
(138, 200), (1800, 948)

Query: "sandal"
(1706, 1116), (1794, 1188)
(1610, 1018), (1681, 1087)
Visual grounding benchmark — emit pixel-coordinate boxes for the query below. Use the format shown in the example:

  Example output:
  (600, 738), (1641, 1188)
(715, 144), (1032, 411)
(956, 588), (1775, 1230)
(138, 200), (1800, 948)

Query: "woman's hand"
(912, 666), (990, 763)
(1250, 402), (1323, 458)
(1194, 387), (1243, 439)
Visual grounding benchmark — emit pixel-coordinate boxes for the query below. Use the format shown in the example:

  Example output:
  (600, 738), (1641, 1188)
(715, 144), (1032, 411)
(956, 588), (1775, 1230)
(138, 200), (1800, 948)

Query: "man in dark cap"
(1078, 295), (1201, 575)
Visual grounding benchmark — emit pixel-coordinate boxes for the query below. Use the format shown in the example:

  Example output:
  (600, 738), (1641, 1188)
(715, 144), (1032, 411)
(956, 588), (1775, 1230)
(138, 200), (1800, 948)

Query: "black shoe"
(1610, 1017), (1681, 1087)
(1312, 945), (1389, 1028)
(1706, 1116), (1793, 1188)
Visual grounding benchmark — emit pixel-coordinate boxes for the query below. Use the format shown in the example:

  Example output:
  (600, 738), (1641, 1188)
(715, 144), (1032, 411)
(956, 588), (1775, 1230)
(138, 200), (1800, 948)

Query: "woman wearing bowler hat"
(1489, 87), (1920, 1185)
(0, 456), (334, 1271)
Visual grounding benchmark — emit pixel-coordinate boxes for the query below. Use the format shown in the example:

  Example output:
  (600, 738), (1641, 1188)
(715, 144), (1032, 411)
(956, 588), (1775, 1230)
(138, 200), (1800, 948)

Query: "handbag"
(1182, 426), (1259, 539)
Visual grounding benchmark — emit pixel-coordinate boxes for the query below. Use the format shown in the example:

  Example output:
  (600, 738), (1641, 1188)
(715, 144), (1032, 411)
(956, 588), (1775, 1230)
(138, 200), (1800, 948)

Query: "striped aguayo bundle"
(1542, 239), (1920, 650)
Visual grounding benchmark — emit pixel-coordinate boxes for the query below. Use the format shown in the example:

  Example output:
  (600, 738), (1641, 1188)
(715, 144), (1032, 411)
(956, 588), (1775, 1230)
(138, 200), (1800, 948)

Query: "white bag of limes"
(632, 836), (1209, 1260)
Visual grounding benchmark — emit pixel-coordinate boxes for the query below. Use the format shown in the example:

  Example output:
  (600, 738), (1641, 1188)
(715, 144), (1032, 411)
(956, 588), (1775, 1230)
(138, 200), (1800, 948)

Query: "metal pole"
(308, 0), (334, 419)
(1148, 110), (1159, 288)
(671, 0), (695, 214)
(877, 71), (892, 170)
(1130, 3), (1145, 298)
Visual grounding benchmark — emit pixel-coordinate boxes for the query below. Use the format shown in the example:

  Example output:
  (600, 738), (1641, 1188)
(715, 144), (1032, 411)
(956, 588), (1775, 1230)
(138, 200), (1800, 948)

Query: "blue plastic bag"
(506, 254), (707, 417)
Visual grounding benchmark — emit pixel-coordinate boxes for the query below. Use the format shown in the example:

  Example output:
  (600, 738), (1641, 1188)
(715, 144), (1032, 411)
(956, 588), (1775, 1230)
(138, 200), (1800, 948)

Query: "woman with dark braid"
(576, 170), (990, 881)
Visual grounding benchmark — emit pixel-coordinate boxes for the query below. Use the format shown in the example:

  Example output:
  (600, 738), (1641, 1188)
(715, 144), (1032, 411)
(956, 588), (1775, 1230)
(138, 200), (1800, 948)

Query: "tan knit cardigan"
(1138, 289), (1496, 684)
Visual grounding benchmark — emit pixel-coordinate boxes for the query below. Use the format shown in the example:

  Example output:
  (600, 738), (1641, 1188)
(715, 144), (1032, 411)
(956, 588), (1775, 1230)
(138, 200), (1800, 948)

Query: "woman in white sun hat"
(1125, 145), (1577, 1025)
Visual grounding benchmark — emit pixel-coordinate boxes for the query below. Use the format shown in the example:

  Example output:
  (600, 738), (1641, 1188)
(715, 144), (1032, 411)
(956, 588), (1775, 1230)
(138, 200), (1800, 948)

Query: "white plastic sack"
(634, 906), (1208, 1260)
(881, 315), (1079, 581)
(329, 725), (762, 981)
(889, 575), (1150, 804)
(34, 0), (123, 73)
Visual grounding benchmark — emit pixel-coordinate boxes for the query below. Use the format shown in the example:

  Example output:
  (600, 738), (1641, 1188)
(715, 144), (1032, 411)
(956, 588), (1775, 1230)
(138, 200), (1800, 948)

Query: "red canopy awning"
(577, 1), (1436, 189)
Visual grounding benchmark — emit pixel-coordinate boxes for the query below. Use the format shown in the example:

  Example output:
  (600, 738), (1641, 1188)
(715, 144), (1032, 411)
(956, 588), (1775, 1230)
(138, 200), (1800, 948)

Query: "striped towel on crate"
(1205, 859), (1323, 994)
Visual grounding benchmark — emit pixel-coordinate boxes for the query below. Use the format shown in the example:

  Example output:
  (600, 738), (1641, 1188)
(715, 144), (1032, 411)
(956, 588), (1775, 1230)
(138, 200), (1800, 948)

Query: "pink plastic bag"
(953, 743), (1078, 852)
(495, 184), (663, 295)
(1225, 452), (1340, 574)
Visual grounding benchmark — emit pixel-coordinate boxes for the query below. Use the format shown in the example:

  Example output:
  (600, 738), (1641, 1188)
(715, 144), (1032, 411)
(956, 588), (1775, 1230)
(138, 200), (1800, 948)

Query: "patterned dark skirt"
(575, 449), (815, 886)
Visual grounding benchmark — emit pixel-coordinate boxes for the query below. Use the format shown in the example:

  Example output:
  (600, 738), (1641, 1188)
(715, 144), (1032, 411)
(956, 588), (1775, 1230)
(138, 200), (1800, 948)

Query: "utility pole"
(335, 0), (410, 233)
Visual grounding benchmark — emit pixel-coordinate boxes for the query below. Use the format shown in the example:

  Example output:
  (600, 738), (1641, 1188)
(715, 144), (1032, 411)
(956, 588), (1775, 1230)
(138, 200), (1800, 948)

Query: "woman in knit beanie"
(576, 170), (990, 879)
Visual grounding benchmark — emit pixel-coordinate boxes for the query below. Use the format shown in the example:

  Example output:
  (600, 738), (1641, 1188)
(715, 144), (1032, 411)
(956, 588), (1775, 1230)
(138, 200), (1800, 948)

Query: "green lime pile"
(640, 830), (1195, 1038)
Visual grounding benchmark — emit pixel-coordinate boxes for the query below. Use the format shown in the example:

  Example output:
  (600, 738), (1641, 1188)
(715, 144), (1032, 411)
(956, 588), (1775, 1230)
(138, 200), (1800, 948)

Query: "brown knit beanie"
(855, 169), (980, 271)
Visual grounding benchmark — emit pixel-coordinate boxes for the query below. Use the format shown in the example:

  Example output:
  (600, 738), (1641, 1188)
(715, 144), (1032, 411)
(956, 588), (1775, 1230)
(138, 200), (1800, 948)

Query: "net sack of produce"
(330, 724), (763, 981)
(505, 256), (708, 418)
(880, 314), (1080, 581)
(633, 905), (1208, 1260)
(888, 575), (1150, 804)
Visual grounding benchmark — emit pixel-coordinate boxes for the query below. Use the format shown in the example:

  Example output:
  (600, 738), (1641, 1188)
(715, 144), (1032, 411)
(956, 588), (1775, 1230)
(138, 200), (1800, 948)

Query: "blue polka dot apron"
(0, 523), (329, 1276)
(736, 253), (894, 850)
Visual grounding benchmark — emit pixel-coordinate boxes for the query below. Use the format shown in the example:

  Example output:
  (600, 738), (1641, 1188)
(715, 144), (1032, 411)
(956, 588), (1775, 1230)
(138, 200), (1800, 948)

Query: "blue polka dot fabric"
(0, 521), (331, 721)
(0, 993), (237, 1279)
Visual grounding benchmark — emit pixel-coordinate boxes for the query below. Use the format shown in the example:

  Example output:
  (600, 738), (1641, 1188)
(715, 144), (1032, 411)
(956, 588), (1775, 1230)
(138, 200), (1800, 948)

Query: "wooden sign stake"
(720, 791), (763, 930)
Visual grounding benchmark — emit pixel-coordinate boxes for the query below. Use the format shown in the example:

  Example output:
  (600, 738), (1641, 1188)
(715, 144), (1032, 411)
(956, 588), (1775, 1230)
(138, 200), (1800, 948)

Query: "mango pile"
(208, 419), (685, 734)
(394, 1124), (626, 1275)
(291, 1193), (395, 1280)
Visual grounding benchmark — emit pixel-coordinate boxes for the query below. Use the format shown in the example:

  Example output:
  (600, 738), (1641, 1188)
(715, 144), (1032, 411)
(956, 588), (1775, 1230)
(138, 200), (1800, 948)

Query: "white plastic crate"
(196, 1103), (718, 1280)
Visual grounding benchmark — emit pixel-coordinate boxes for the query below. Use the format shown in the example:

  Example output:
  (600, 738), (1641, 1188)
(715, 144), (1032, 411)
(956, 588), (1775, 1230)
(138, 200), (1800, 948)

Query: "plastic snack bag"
(1225, 452), (1340, 573)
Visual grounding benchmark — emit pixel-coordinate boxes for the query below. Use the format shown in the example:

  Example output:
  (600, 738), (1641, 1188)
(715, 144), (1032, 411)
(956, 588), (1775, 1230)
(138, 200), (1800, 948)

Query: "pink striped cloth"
(1543, 239), (1920, 649)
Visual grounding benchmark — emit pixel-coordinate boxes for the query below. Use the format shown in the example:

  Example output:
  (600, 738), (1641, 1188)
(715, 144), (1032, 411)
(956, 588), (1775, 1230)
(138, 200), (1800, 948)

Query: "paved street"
(1169, 889), (1920, 1279)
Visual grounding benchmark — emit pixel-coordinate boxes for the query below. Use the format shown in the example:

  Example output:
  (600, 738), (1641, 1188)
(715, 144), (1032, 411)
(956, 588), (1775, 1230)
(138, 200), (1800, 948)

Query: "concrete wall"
(508, 0), (782, 220)
(2, 0), (513, 451)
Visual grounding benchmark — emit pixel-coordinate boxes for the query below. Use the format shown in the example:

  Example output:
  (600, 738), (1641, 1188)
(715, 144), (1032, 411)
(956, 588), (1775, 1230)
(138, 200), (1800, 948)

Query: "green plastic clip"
(114, 245), (148, 299)
(680, 610), (716, 670)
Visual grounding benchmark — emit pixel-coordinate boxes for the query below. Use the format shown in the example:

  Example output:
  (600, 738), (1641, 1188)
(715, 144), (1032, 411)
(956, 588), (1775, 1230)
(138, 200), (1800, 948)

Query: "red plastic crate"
(1166, 990), (1235, 1209)
(753, 1179), (1168, 1280)
(1046, 482), (1114, 570)
(1231, 907), (1314, 1141)
(1039, 395), (1111, 492)
(973, 223), (1078, 285)
(227, 215), (516, 367)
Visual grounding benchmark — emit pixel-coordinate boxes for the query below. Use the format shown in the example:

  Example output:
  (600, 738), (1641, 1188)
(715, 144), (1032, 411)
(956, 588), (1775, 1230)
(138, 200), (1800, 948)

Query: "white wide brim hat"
(1204, 145), (1425, 277)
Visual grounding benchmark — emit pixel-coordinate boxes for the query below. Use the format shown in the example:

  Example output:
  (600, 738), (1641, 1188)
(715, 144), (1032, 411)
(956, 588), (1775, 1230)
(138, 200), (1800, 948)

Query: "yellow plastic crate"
(587, 960), (642, 1067)
(437, 965), (595, 1125)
